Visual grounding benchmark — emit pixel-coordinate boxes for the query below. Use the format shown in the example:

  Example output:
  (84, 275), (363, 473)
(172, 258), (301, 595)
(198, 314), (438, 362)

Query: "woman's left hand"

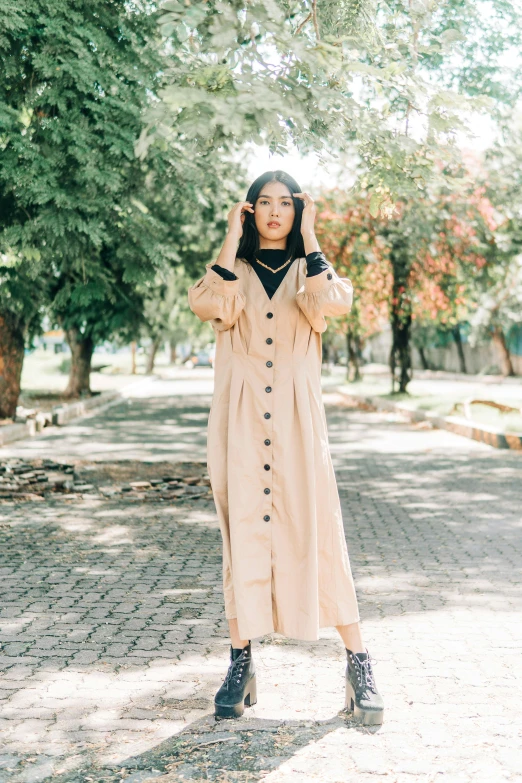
(294, 192), (316, 237)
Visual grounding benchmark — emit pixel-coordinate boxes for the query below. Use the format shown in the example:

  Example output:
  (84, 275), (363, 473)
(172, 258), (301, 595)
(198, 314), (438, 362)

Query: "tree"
(404, 185), (498, 376)
(466, 243), (522, 377)
(383, 189), (497, 390)
(143, 1), (522, 391)
(315, 191), (390, 381)
(0, 256), (44, 418)
(50, 257), (147, 396)
(467, 116), (522, 376)
(138, 154), (242, 373)
(0, 0), (241, 405)
(142, 1), (522, 204)
(0, 0), (171, 403)
(315, 182), (494, 391)
(141, 267), (216, 374)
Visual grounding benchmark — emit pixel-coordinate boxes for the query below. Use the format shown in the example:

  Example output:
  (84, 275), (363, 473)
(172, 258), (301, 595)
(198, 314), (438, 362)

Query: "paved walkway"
(1, 374), (521, 783)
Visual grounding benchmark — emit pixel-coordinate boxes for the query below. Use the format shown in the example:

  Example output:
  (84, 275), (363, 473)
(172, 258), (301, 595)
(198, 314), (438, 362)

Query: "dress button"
(266, 312), (273, 319)
(266, 361), (273, 368)
(264, 464), (270, 471)
(265, 386), (272, 393)
(327, 272), (332, 280)
(264, 488), (271, 495)
(264, 439), (271, 446)
(266, 337), (273, 345)
(264, 515), (270, 521)
(264, 412), (271, 420)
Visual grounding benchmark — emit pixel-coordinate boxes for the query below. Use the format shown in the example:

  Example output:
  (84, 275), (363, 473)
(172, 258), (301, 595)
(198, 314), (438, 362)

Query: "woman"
(188, 170), (383, 725)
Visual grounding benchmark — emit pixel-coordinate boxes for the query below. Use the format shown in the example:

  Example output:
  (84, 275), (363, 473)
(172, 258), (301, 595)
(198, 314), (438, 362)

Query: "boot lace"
(223, 652), (248, 689)
(350, 652), (377, 694)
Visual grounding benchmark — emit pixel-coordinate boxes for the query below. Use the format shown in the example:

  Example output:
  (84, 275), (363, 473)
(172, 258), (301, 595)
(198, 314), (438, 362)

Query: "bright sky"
(245, 146), (339, 191)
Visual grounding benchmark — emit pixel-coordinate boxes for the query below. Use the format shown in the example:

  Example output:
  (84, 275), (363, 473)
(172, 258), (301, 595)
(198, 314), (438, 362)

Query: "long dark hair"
(236, 170), (306, 264)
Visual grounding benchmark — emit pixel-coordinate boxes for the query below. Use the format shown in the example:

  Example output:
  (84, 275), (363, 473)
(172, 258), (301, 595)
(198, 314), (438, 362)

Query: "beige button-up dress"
(188, 256), (360, 641)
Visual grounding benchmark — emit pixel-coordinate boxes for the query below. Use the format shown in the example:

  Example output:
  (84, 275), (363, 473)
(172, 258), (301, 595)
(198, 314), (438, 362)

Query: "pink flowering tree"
(316, 185), (496, 390)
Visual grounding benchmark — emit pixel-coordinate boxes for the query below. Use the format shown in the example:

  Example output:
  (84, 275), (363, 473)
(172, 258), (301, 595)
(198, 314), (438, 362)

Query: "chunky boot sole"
(344, 680), (384, 726)
(214, 675), (257, 720)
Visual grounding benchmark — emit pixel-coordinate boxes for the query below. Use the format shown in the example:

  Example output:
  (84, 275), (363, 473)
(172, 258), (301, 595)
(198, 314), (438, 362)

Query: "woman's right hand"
(227, 201), (254, 237)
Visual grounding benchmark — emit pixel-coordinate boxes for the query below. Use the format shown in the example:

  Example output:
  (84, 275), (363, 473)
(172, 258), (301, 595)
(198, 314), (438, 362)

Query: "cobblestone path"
(0, 377), (521, 783)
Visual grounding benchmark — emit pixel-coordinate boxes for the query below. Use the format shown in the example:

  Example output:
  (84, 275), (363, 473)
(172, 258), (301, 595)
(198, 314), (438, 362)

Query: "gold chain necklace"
(254, 256), (293, 274)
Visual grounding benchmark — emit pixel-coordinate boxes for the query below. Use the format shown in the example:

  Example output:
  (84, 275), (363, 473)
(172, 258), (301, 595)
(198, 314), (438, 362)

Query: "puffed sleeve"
(188, 263), (246, 332)
(296, 264), (353, 333)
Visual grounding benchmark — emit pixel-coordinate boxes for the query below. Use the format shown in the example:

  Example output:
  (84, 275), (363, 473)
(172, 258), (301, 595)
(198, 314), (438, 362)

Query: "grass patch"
(328, 370), (522, 434)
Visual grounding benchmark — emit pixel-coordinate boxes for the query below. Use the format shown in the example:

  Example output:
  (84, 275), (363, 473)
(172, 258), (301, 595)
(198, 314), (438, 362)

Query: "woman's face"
(254, 180), (295, 246)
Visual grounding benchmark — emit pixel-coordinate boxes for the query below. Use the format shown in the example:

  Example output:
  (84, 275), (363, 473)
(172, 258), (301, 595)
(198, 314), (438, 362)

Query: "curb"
(410, 369), (522, 385)
(400, 370), (522, 386)
(50, 389), (122, 426)
(0, 383), (150, 449)
(333, 388), (522, 451)
(0, 421), (37, 447)
(361, 364), (522, 385)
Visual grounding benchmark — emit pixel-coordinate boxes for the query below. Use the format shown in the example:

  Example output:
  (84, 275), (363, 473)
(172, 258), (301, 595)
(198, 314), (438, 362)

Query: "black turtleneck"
(211, 250), (329, 300)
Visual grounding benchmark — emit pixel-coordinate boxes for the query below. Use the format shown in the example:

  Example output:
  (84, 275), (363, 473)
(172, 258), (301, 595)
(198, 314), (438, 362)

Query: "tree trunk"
(389, 242), (412, 393)
(0, 312), (25, 419)
(390, 311), (412, 393)
(346, 330), (361, 382)
(491, 325), (516, 376)
(169, 341), (177, 364)
(131, 341), (137, 375)
(146, 337), (161, 375)
(355, 334), (364, 366)
(452, 325), (467, 374)
(64, 328), (94, 397)
(322, 340), (329, 365)
(418, 346), (430, 370)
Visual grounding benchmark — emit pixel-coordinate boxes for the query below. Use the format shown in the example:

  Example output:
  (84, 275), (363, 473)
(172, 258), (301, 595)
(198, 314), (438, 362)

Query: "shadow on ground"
(48, 712), (378, 783)
(0, 401), (521, 782)
(1, 394), (213, 462)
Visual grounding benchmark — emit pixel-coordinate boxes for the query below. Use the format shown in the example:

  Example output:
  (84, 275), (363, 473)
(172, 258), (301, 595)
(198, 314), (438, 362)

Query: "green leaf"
(440, 28), (464, 45)
(160, 1), (184, 13)
(160, 22), (176, 37)
(210, 28), (238, 49)
(130, 199), (149, 215)
(428, 112), (450, 132)
(22, 247), (41, 262)
(19, 106), (33, 128)
(176, 23), (189, 42)
(369, 191), (381, 218)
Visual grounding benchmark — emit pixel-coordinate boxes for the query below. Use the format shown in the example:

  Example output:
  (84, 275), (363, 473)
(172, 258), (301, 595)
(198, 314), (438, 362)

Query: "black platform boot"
(214, 641), (257, 720)
(344, 648), (384, 726)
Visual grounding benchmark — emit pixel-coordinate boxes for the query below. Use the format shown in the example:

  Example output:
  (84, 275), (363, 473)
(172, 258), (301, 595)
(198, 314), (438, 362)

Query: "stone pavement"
(0, 373), (521, 783)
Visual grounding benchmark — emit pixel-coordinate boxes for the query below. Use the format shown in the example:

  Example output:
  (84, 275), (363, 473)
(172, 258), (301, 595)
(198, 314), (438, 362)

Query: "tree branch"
(312, 0), (320, 40)
(295, 12), (312, 35)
